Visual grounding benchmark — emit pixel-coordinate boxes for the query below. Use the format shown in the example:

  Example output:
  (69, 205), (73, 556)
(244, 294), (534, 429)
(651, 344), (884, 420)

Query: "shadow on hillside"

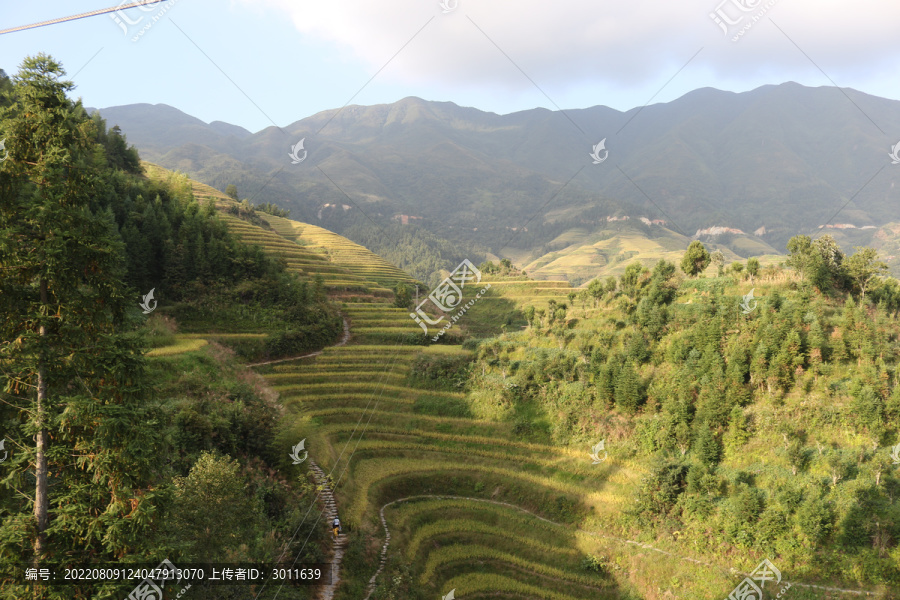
(365, 472), (642, 600)
(458, 289), (527, 339)
(412, 393), (474, 419)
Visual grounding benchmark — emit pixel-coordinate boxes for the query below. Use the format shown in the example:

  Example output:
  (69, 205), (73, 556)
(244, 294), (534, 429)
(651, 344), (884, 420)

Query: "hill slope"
(144, 163), (417, 298)
(95, 83), (900, 268)
(141, 167), (894, 599)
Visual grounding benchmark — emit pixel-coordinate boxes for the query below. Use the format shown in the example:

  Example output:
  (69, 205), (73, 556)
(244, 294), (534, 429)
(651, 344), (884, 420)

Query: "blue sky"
(1, 0), (898, 133)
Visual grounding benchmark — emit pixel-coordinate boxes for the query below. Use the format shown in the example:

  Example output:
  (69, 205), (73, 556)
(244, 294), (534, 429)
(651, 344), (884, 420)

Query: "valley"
(139, 166), (899, 600)
(2, 51), (899, 600)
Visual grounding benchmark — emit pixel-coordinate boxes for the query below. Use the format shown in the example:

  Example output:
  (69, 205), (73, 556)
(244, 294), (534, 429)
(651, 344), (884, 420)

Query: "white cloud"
(241, 0), (900, 99)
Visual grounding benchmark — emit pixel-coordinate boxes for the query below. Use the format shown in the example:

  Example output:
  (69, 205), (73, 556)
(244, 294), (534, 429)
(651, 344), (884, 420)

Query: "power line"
(0, 1), (168, 36)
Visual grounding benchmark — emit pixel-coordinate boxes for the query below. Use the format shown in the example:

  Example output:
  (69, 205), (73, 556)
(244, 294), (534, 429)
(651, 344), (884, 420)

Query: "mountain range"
(89, 82), (900, 282)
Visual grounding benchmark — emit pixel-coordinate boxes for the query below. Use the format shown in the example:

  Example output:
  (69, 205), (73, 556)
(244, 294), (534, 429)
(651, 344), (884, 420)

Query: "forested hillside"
(0, 55), (341, 599)
(463, 240), (900, 594)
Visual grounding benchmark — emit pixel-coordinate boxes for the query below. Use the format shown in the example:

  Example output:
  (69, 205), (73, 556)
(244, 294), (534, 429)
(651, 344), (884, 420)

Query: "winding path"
(363, 494), (878, 599)
(246, 317), (350, 368)
(309, 461), (348, 600)
(247, 317), (351, 600)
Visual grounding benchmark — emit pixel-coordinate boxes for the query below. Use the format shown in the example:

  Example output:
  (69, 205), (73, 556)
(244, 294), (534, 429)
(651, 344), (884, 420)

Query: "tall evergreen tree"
(614, 361), (642, 414)
(694, 424), (721, 466)
(0, 55), (168, 584)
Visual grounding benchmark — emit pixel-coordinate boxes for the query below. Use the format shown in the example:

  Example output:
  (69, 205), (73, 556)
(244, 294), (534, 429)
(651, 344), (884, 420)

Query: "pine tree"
(694, 424), (721, 466)
(614, 361), (642, 414)
(750, 343), (768, 391)
(723, 405), (750, 454)
(769, 347), (791, 393)
(194, 230), (208, 281)
(0, 55), (168, 579)
(393, 282), (412, 308)
(841, 297), (864, 364)
(808, 317), (827, 376)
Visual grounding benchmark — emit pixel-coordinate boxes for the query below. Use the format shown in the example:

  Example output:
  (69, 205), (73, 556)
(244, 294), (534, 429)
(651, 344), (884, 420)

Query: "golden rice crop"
(404, 519), (580, 561)
(420, 544), (604, 588)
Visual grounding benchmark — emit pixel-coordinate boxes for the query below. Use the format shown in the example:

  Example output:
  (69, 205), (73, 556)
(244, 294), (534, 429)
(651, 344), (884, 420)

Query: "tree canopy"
(681, 241), (711, 277)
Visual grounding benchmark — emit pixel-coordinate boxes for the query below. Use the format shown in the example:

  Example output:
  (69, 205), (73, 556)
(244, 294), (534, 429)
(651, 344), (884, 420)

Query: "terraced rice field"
(475, 278), (574, 307)
(170, 171), (411, 297)
(142, 168), (684, 598)
(253, 300), (652, 600)
(218, 213), (364, 287)
(152, 168), (696, 596)
(142, 167), (875, 599)
(145, 335), (208, 357)
(260, 214), (415, 293)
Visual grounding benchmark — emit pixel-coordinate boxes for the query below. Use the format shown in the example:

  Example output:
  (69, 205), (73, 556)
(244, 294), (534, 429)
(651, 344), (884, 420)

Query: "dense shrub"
(408, 352), (472, 391)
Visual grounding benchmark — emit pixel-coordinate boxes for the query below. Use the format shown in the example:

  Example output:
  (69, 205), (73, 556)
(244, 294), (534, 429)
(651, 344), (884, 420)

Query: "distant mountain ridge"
(90, 83), (900, 279)
(85, 103), (252, 154)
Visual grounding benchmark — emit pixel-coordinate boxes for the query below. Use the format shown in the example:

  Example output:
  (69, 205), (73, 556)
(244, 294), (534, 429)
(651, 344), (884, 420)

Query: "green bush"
(796, 495), (833, 545)
(262, 317), (342, 359)
(408, 352), (472, 391)
(580, 554), (608, 574)
(627, 460), (689, 526)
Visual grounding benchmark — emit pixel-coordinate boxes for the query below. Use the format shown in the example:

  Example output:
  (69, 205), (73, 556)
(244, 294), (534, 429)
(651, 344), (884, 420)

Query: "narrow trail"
(361, 501), (393, 600)
(309, 461), (348, 600)
(246, 317), (351, 599)
(246, 317), (350, 368)
(364, 495), (878, 599)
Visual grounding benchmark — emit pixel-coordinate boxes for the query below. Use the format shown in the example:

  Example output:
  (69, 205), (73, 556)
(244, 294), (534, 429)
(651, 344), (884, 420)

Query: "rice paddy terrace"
(253, 320), (654, 600)
(163, 167), (414, 299)
(173, 187), (681, 598)
(141, 167), (853, 598)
